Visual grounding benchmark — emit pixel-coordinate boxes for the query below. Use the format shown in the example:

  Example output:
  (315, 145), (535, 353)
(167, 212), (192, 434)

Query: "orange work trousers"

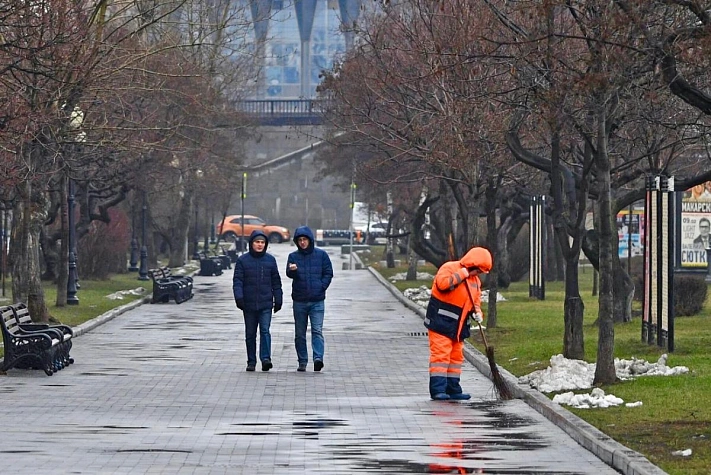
(428, 330), (464, 397)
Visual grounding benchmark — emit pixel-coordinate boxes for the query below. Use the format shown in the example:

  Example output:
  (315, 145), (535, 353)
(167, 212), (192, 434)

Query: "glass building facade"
(246, 0), (362, 99)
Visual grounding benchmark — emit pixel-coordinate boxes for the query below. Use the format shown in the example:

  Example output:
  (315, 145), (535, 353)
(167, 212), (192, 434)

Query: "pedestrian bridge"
(237, 99), (327, 126)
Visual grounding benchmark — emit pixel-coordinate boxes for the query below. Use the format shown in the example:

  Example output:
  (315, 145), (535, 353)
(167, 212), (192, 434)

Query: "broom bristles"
(485, 345), (514, 400)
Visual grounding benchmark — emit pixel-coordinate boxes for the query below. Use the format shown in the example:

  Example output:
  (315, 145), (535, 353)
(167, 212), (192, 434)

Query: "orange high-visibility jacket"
(424, 247), (487, 341)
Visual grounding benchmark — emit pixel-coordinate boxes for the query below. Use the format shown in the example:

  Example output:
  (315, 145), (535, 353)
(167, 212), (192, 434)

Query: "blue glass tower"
(248, 0), (362, 99)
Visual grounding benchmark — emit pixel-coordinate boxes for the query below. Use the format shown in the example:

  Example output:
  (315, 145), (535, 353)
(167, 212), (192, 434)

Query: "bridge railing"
(236, 99), (328, 125)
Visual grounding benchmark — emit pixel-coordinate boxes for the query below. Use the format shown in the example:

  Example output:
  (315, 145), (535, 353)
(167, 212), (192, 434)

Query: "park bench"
(148, 267), (194, 304)
(0, 303), (73, 376)
(198, 251), (224, 276)
(215, 246), (232, 269)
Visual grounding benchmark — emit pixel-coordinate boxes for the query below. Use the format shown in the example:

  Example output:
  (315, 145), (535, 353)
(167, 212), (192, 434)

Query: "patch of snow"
(403, 286), (431, 308)
(481, 289), (506, 303)
(519, 354), (689, 409)
(553, 388), (624, 409)
(519, 354), (689, 394)
(671, 449), (692, 457)
(389, 272), (434, 282)
(106, 287), (147, 300)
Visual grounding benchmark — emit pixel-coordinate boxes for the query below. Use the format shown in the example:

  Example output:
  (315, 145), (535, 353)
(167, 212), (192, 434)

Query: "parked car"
(217, 215), (291, 243)
(353, 222), (388, 244)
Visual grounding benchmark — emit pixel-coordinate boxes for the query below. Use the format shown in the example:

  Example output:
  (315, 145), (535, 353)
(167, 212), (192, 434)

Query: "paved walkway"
(0, 243), (662, 474)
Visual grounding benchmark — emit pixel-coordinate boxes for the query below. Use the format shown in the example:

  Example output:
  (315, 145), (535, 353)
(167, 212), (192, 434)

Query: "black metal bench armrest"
(20, 323), (73, 337)
(17, 325), (65, 341)
(11, 331), (57, 346)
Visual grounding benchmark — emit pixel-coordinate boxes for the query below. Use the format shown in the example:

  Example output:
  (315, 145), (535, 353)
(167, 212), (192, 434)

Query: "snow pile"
(615, 354), (689, 379)
(519, 355), (596, 393)
(481, 289), (506, 303)
(403, 286), (431, 308)
(106, 287), (147, 300)
(553, 388), (625, 409)
(519, 354), (689, 394)
(672, 449), (692, 457)
(389, 272), (434, 282)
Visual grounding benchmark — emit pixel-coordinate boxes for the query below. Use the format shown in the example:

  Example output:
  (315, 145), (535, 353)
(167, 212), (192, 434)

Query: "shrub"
(77, 209), (130, 279)
(674, 275), (708, 316)
(631, 260), (707, 316)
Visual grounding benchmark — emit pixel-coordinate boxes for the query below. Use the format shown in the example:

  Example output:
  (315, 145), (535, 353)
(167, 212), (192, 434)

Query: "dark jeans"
(243, 308), (272, 366)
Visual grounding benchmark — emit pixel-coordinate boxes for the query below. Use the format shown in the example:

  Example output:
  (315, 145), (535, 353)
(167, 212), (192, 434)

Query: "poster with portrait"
(679, 181), (711, 268)
(617, 211), (643, 258)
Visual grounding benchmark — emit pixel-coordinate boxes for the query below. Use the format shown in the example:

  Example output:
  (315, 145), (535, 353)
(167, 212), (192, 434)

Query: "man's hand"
(273, 304), (282, 314)
(471, 312), (483, 324)
(236, 299), (244, 310)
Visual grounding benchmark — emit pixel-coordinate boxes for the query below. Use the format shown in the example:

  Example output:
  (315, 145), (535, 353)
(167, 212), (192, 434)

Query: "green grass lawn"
(364, 249), (711, 475)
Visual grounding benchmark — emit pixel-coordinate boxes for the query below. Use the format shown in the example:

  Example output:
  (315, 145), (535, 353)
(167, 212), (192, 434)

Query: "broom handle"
(463, 276), (490, 348)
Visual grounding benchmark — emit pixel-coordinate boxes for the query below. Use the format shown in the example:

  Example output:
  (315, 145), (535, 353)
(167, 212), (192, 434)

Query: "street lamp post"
(138, 191), (149, 281)
(192, 201), (200, 260)
(203, 202), (209, 252)
(128, 198), (139, 272)
(210, 210), (216, 244)
(239, 172), (247, 254)
(706, 247), (711, 283)
(67, 178), (79, 304)
(1, 202), (6, 297)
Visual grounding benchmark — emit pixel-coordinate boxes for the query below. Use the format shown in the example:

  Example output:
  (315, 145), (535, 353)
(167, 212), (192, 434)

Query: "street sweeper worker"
(424, 246), (492, 401)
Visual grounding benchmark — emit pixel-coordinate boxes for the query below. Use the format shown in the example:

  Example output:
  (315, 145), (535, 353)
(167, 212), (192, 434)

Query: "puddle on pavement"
(217, 417), (349, 437)
(212, 407), (561, 473)
(116, 448), (193, 453)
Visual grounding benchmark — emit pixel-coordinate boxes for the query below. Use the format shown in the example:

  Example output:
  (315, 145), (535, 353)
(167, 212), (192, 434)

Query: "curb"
(367, 266), (667, 475)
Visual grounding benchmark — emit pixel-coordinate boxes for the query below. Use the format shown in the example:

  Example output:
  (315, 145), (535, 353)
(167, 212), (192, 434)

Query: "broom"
(466, 282), (514, 400)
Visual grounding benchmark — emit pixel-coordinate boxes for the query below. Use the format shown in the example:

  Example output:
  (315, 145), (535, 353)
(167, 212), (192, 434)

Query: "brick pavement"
(0, 243), (659, 474)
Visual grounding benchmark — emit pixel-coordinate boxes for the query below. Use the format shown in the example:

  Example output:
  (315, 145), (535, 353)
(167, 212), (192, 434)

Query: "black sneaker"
(261, 359), (273, 371)
(297, 363), (306, 372)
(314, 360), (324, 372)
(246, 365), (256, 372)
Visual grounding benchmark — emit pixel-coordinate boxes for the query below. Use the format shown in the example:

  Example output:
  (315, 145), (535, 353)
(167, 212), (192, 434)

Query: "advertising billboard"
(679, 182), (711, 269)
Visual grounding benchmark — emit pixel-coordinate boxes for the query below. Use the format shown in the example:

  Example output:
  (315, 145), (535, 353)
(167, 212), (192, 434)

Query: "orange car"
(217, 215), (291, 243)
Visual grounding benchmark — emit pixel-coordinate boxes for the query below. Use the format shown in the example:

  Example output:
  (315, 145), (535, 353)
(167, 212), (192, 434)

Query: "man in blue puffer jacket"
(233, 230), (283, 372)
(286, 226), (333, 372)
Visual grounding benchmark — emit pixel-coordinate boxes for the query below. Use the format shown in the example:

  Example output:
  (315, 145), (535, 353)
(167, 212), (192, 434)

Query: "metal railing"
(236, 99), (327, 125)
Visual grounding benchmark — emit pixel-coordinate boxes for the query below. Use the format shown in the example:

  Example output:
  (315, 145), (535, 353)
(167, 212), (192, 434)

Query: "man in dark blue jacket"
(286, 226), (333, 372)
(233, 230), (283, 372)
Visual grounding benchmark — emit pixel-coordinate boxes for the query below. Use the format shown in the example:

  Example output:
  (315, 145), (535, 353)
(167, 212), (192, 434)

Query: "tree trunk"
(496, 216), (513, 288)
(593, 109), (617, 385)
(406, 236), (418, 281)
(485, 180), (499, 328)
(547, 222), (564, 281)
(612, 254), (634, 323)
(11, 180), (50, 322)
(168, 189), (192, 268)
(563, 257), (585, 359)
(385, 191), (395, 268)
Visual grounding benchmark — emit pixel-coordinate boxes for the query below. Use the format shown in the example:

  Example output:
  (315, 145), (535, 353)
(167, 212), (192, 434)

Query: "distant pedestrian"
(425, 246), (492, 400)
(286, 226), (334, 372)
(233, 230), (283, 372)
